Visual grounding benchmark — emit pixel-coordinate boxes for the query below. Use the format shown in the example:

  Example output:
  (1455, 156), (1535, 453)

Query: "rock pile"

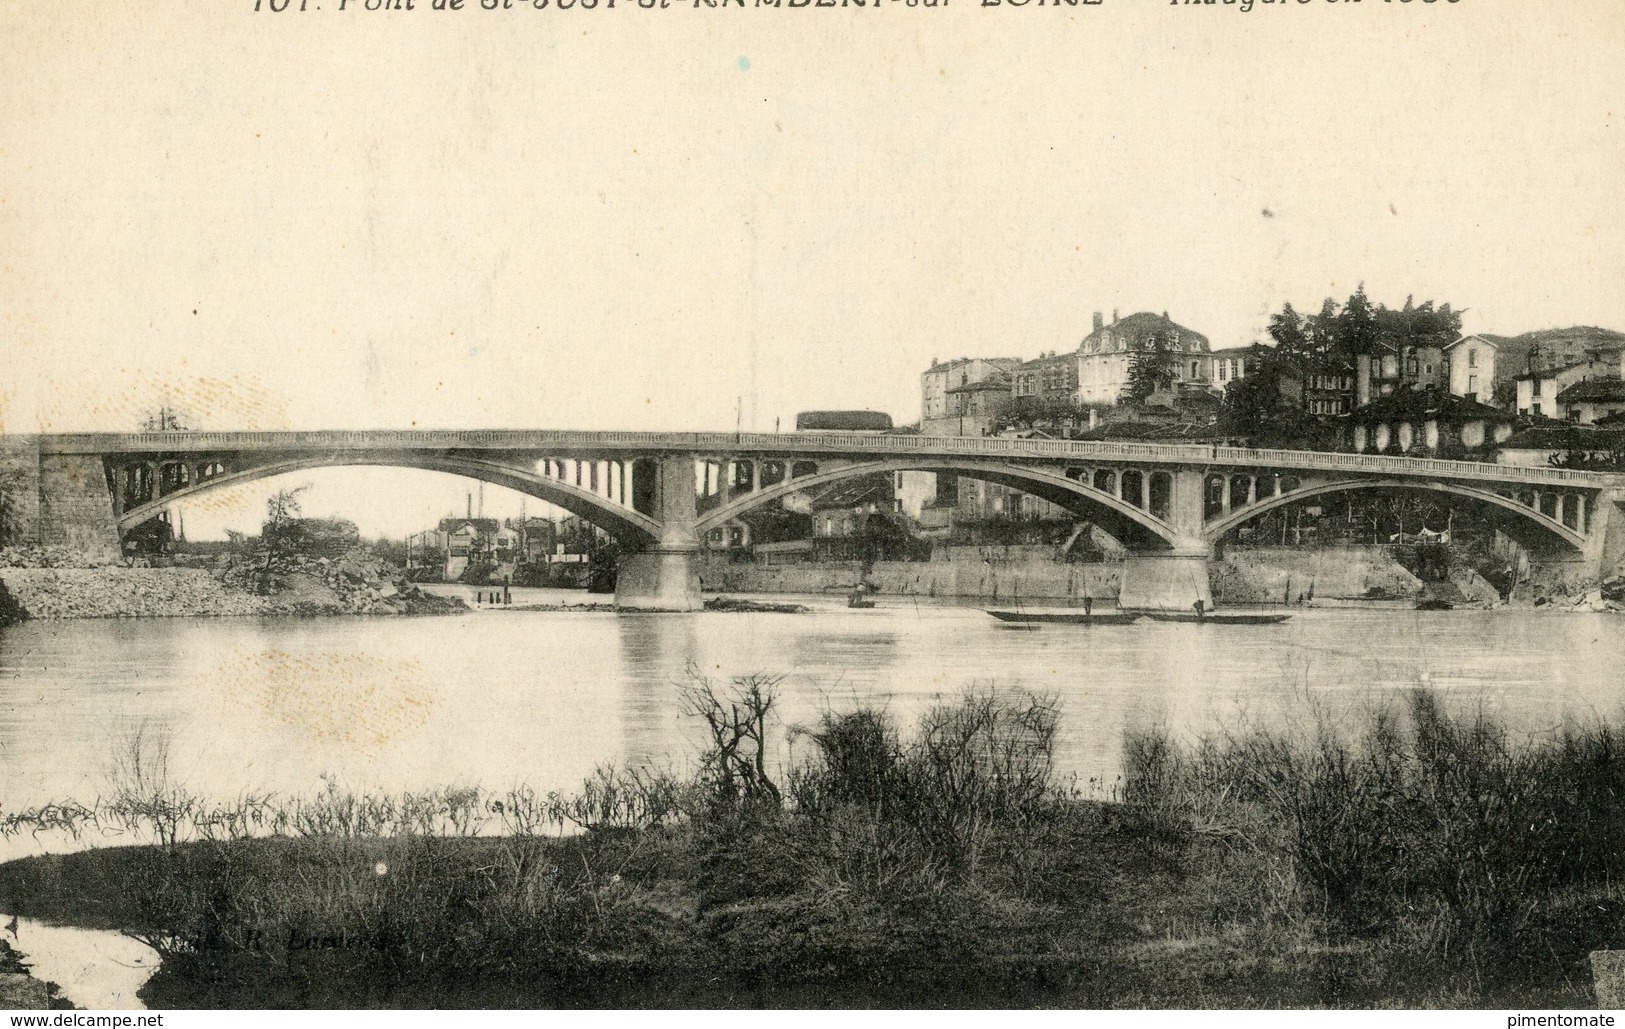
(0, 545), (121, 569)
(0, 546), (466, 621)
(216, 547), (465, 616)
(1533, 586), (1625, 614)
(0, 567), (268, 619)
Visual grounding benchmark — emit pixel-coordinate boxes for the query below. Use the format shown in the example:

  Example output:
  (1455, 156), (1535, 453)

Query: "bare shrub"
(900, 687), (1060, 872)
(1123, 689), (1625, 985)
(487, 785), (556, 837)
(680, 672), (783, 810)
(544, 764), (686, 832)
(103, 725), (195, 850)
(790, 707), (905, 814)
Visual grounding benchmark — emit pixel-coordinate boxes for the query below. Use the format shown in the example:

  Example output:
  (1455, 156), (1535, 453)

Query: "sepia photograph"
(1, 0), (1623, 1015)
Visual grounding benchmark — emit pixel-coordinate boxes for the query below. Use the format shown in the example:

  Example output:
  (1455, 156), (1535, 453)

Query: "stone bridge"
(3, 429), (1622, 610)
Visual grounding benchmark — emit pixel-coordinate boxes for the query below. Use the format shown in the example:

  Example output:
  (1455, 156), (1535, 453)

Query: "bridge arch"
(113, 451), (662, 548)
(695, 457), (1185, 550)
(1201, 478), (1589, 553)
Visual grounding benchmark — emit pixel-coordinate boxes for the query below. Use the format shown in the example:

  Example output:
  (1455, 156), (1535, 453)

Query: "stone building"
(1445, 327), (1625, 408)
(1209, 346), (1252, 392)
(920, 357), (1020, 433)
(1012, 351), (1079, 402)
(1076, 311), (1213, 405)
(940, 371), (1014, 437)
(1514, 362), (1590, 419)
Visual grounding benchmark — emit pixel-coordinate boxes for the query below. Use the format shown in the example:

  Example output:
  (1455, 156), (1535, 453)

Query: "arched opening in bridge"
(693, 459), (1184, 558)
(118, 463), (650, 593)
(1209, 482), (1589, 600)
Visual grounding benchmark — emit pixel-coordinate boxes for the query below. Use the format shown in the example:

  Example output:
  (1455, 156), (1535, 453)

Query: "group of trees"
(1004, 394), (1090, 428)
(1263, 287), (1463, 367)
(141, 406), (191, 432)
(1219, 286), (1465, 447)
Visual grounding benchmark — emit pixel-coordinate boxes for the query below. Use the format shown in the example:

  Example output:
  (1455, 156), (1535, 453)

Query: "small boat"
(847, 593), (876, 609)
(986, 610), (1140, 625)
(1415, 598), (1454, 611)
(1142, 611), (1292, 625)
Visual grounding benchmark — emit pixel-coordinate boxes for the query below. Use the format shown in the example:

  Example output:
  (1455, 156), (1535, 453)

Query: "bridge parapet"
(33, 429), (1625, 490)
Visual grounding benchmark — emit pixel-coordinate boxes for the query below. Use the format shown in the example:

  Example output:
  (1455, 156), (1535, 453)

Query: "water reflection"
(617, 613), (699, 770)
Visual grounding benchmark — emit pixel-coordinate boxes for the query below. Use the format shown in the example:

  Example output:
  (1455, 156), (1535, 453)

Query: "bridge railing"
(34, 428), (1625, 487)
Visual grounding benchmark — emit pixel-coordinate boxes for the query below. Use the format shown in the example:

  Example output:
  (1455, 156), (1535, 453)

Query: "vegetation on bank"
(2, 684), (1624, 1007)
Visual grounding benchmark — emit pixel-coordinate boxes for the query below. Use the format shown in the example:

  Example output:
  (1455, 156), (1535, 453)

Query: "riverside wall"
(702, 557), (1123, 602)
(701, 545), (1507, 606)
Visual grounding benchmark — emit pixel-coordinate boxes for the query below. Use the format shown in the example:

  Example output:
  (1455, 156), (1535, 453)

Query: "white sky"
(2, 0), (1621, 537)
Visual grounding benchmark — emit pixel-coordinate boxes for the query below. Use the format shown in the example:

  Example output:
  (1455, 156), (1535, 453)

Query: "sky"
(2, 0), (1621, 537)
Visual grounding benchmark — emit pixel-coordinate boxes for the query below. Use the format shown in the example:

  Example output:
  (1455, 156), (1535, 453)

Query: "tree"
(1268, 303), (1312, 364)
(1120, 330), (1177, 404)
(264, 484), (308, 530)
(1218, 344), (1341, 450)
(141, 406), (190, 432)
(1265, 287), (1465, 385)
(1219, 344), (1286, 438)
(261, 484), (312, 564)
(1336, 283), (1379, 357)
(1309, 298), (1341, 359)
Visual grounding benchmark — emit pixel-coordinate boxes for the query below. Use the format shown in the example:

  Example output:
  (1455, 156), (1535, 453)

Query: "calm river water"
(2, 594), (1622, 1008)
(2, 592), (1622, 813)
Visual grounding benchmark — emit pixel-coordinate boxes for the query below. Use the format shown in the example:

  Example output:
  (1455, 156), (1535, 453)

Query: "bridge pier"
(1117, 550), (1213, 613)
(37, 454), (120, 561)
(615, 455), (702, 612)
(615, 547), (702, 612)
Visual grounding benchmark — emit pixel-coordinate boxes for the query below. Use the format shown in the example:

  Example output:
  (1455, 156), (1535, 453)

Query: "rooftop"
(439, 517), (500, 534)
(1513, 361), (1589, 382)
(809, 474), (893, 510)
(795, 410), (894, 431)
(926, 356), (1021, 372)
(1349, 386), (1515, 425)
(1080, 311), (1211, 353)
(1556, 379), (1625, 404)
(1502, 426), (1625, 450)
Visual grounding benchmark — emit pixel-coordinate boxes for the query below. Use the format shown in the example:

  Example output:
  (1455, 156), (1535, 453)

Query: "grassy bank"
(1, 684), (1621, 1007)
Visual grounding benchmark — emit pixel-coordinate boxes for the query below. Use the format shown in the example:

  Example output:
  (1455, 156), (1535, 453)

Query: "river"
(1, 594), (1620, 1008)
(3, 593), (1621, 813)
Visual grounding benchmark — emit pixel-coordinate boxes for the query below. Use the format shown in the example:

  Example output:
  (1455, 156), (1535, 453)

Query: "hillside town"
(380, 289), (1625, 612)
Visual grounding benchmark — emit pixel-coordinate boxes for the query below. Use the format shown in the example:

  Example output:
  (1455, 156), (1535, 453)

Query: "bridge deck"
(29, 429), (1623, 489)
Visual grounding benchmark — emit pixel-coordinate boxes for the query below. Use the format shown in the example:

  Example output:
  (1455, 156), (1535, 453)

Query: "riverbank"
(0, 687), (1620, 1009)
(2, 544), (1618, 624)
(0, 546), (467, 625)
(0, 806), (1352, 1009)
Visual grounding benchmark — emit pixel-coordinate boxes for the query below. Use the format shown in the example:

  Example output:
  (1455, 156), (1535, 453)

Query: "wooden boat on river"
(985, 610), (1141, 626)
(1142, 611), (1291, 625)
